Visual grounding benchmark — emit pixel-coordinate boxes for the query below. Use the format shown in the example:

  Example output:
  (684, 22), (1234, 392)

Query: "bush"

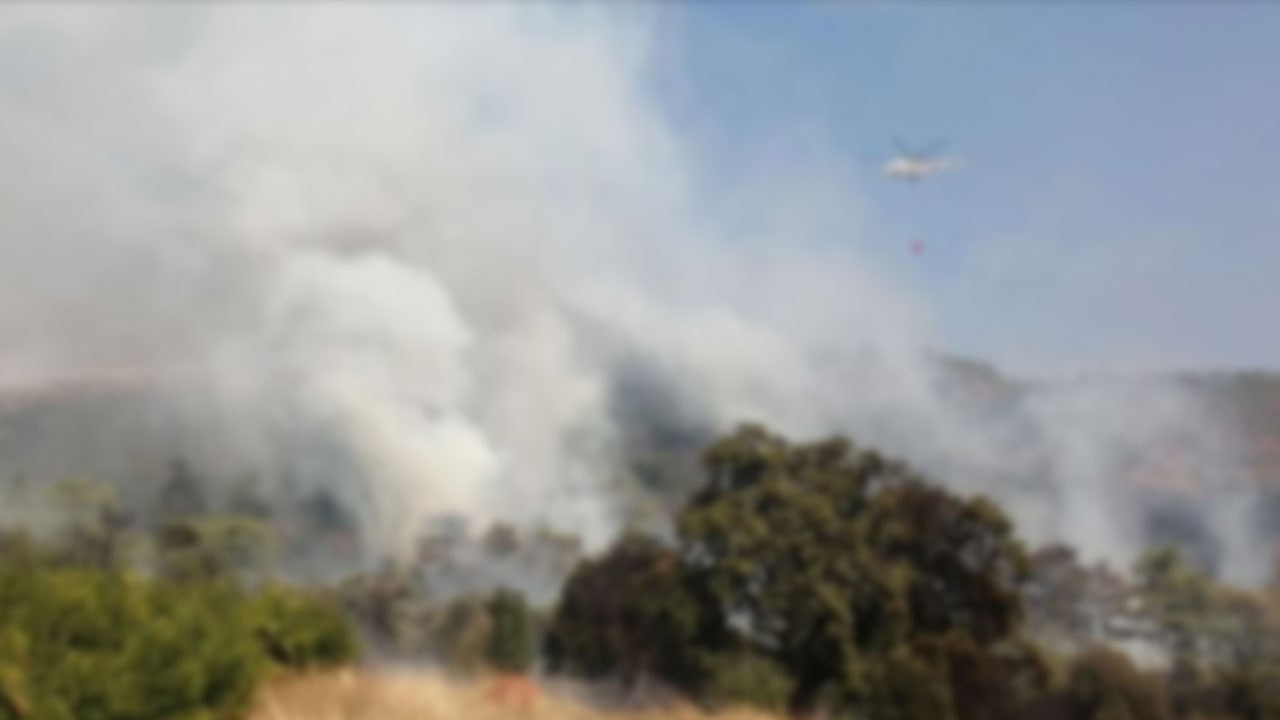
(0, 559), (262, 720)
(0, 547), (359, 720)
(110, 581), (264, 720)
(249, 585), (359, 672)
(702, 652), (795, 713)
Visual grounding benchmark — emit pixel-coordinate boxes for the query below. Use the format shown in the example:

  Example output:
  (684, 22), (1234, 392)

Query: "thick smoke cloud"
(0, 4), (1266, 582)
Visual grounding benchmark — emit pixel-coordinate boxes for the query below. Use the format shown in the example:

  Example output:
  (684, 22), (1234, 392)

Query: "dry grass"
(247, 669), (778, 720)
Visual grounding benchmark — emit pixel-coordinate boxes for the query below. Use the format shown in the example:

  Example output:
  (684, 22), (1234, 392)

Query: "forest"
(3, 421), (1280, 720)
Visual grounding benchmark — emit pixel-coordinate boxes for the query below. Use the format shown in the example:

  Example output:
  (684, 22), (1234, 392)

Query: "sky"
(649, 3), (1280, 377)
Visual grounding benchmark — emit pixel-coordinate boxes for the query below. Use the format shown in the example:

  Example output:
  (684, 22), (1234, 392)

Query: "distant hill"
(3, 361), (1279, 497)
(931, 356), (1280, 492)
(3, 358), (1280, 576)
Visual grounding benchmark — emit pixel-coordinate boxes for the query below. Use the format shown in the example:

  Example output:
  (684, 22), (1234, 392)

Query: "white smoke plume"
(0, 3), (1267, 582)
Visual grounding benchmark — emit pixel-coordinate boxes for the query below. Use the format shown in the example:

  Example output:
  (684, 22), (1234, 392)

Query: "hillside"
(4, 360), (1279, 492)
(2, 358), (1279, 577)
(943, 360), (1280, 491)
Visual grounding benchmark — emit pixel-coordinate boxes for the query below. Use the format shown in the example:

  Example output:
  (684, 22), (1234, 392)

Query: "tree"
(154, 514), (277, 584)
(678, 427), (898, 711)
(227, 478), (274, 522)
(545, 425), (1045, 718)
(433, 595), (494, 674)
(1200, 665), (1280, 720)
(676, 424), (1034, 716)
(861, 481), (1027, 644)
(544, 533), (725, 692)
(1133, 547), (1280, 670)
(1025, 544), (1094, 641)
(155, 459), (207, 522)
(1065, 648), (1172, 720)
(486, 588), (534, 674)
(338, 563), (423, 653)
(483, 523), (521, 557)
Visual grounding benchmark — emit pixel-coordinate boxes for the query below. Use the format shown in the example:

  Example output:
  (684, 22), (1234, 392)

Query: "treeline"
(544, 425), (1280, 720)
(5, 424), (1280, 720)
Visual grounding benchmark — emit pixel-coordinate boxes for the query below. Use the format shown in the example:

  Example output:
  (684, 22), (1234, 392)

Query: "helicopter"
(883, 138), (963, 183)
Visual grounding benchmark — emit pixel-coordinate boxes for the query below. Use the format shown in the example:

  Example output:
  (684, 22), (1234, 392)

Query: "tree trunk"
(788, 672), (827, 718)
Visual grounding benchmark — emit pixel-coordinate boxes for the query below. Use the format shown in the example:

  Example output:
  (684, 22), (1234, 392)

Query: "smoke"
(0, 4), (1268, 583)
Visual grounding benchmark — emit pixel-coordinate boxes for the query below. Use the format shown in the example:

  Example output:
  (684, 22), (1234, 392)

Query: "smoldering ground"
(0, 4), (1268, 590)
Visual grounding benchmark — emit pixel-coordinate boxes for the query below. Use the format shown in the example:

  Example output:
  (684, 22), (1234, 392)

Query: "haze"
(0, 2), (1274, 587)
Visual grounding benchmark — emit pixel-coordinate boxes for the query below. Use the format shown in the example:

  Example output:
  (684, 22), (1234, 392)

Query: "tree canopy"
(549, 424), (1047, 719)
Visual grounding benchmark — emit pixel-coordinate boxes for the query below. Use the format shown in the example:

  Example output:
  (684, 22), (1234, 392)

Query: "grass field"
(248, 670), (777, 720)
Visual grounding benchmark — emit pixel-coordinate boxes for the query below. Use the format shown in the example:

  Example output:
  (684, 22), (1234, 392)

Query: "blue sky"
(649, 3), (1280, 376)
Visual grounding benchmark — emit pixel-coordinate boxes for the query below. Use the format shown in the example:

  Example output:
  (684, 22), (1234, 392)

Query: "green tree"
(677, 427), (897, 711)
(861, 481), (1027, 643)
(676, 424), (1034, 716)
(547, 425), (1043, 718)
(544, 533), (725, 691)
(486, 588), (535, 673)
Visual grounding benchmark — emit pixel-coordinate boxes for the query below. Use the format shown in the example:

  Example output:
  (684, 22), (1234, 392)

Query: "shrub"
(248, 585), (359, 672)
(0, 547), (359, 720)
(0, 558), (262, 720)
(702, 652), (795, 713)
